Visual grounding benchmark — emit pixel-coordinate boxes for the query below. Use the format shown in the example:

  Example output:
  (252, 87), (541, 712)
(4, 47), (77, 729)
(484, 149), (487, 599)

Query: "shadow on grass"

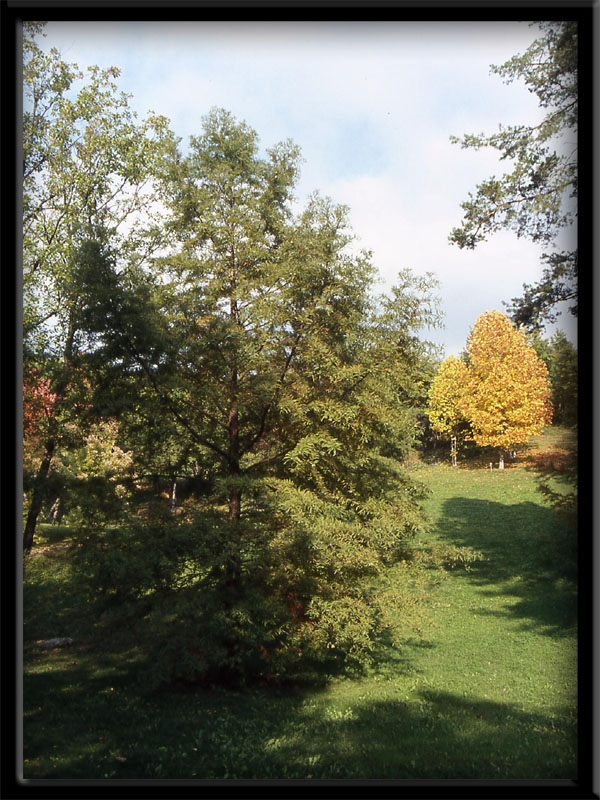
(23, 551), (99, 645)
(433, 497), (577, 637)
(22, 503), (578, 781)
(23, 653), (577, 779)
(258, 688), (577, 779)
(23, 561), (577, 781)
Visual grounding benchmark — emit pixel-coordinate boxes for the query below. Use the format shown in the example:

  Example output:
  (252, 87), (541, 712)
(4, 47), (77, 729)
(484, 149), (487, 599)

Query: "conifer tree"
(77, 108), (441, 686)
(547, 331), (577, 428)
(449, 22), (578, 329)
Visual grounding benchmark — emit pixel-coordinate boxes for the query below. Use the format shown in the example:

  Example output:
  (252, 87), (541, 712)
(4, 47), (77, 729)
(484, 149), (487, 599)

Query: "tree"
(23, 369), (57, 439)
(547, 331), (578, 427)
(449, 21), (577, 329)
(460, 310), (553, 459)
(427, 356), (471, 465)
(55, 418), (135, 528)
(22, 22), (172, 550)
(76, 109), (442, 687)
(23, 368), (59, 513)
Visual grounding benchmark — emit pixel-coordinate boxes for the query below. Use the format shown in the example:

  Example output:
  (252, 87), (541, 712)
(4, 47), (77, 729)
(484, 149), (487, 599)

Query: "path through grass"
(22, 428), (577, 780)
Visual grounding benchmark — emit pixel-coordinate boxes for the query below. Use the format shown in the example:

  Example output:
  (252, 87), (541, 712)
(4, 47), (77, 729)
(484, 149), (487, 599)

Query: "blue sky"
(38, 20), (577, 356)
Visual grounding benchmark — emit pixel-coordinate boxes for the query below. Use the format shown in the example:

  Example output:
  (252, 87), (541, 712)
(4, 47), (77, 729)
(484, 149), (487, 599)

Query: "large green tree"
(22, 22), (171, 550)
(449, 21), (577, 330)
(76, 109), (442, 687)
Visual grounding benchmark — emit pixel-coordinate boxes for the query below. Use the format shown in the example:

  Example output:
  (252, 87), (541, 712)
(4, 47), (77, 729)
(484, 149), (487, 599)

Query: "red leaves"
(23, 370), (57, 437)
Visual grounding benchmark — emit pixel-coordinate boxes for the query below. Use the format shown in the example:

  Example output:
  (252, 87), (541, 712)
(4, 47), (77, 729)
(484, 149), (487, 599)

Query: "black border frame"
(3, 1), (597, 797)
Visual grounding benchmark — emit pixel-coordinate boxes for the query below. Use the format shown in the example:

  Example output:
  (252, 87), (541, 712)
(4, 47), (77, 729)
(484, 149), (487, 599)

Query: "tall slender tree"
(22, 22), (172, 550)
(547, 331), (578, 427)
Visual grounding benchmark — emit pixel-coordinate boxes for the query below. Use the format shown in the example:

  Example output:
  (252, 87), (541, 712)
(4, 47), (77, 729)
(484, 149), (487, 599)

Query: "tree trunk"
(169, 475), (177, 512)
(227, 260), (242, 581)
(23, 311), (76, 551)
(49, 496), (62, 524)
(23, 436), (55, 551)
(228, 395), (241, 523)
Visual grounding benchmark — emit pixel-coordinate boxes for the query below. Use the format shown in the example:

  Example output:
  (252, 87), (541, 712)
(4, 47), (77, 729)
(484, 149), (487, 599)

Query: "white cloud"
(37, 19), (576, 355)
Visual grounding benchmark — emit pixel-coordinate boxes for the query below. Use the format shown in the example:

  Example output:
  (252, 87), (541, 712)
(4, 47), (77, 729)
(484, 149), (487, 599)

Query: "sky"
(38, 20), (577, 357)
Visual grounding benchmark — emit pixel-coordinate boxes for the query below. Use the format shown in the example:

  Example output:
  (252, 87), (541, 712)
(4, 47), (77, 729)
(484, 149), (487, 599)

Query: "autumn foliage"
(427, 355), (470, 438)
(23, 371), (57, 439)
(428, 311), (553, 458)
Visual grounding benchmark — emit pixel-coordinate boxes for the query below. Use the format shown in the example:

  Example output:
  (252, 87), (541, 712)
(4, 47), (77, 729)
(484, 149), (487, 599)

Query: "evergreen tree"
(76, 109), (442, 687)
(547, 331), (578, 427)
(449, 22), (578, 329)
(526, 329), (577, 428)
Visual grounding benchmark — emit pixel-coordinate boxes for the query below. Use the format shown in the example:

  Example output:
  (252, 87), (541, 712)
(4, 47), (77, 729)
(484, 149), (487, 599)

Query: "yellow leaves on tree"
(460, 310), (553, 450)
(427, 356), (470, 437)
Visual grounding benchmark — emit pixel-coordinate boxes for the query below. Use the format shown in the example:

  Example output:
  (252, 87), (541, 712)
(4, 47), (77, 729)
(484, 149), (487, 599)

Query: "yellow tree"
(462, 310), (553, 463)
(427, 356), (471, 465)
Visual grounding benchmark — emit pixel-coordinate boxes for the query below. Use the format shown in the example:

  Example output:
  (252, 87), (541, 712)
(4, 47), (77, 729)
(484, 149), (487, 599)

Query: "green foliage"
(505, 251), (577, 331)
(22, 22), (174, 548)
(22, 34), (441, 686)
(546, 331), (577, 427)
(527, 330), (577, 427)
(416, 542), (484, 572)
(449, 21), (577, 329)
(72, 449), (432, 690)
(73, 479), (428, 691)
(66, 108), (442, 687)
(23, 24), (171, 360)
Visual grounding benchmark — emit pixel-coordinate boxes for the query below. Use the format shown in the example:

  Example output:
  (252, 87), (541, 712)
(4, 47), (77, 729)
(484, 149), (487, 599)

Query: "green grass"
(22, 427), (577, 780)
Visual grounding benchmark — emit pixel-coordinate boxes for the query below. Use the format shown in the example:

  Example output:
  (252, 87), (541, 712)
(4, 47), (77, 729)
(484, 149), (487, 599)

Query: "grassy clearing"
(22, 427), (577, 780)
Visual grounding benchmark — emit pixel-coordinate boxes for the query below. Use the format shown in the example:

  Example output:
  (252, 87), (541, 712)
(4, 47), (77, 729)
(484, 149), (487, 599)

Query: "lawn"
(22, 428), (578, 780)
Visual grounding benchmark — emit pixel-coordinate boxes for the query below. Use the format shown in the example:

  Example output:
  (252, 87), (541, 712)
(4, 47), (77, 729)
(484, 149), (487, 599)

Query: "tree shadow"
(23, 654), (577, 780)
(254, 688), (577, 779)
(23, 542), (577, 782)
(22, 498), (578, 780)
(433, 496), (577, 637)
